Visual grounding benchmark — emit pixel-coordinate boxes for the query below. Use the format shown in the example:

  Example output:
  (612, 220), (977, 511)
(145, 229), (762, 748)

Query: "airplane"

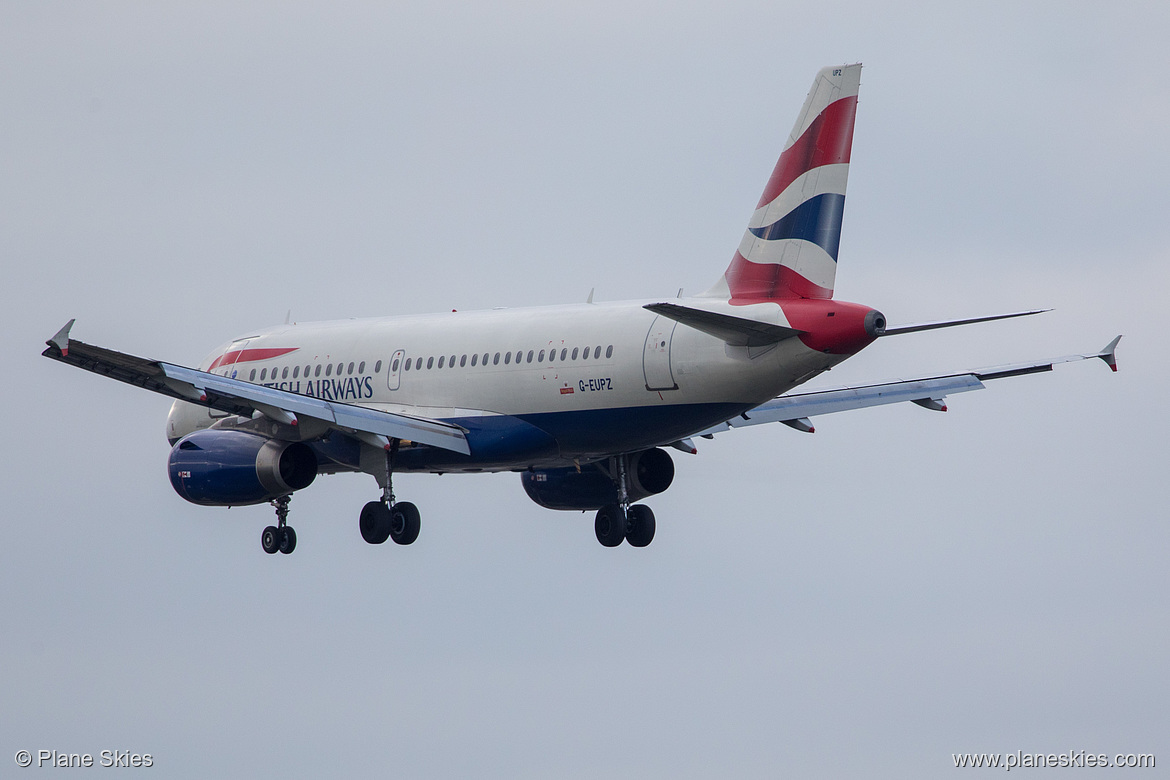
(42, 64), (1120, 554)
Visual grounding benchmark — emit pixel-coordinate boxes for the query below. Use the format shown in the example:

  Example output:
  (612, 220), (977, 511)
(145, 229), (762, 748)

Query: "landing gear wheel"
(625, 504), (655, 547)
(389, 501), (421, 545)
(261, 525), (281, 554)
(278, 526), (297, 554)
(594, 504), (626, 547)
(360, 501), (392, 545)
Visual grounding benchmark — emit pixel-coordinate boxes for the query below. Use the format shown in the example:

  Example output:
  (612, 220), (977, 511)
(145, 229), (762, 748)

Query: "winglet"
(47, 319), (76, 357)
(1097, 335), (1122, 372)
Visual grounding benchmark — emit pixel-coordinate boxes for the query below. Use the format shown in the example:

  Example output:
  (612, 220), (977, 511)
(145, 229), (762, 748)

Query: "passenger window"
(504, 352), (511, 365)
(581, 347), (589, 360)
(571, 348), (579, 360)
(527, 350), (534, 363)
(260, 368), (267, 380)
(293, 366), (300, 379)
(606, 345), (613, 358)
(493, 352), (500, 365)
(439, 356), (446, 368)
(336, 363), (343, 375)
(427, 357), (434, 369)
(560, 348), (567, 361)
(348, 362), (354, 374)
(594, 346), (601, 359)
(471, 354), (478, 366)
(250, 369), (257, 381)
(405, 358), (412, 371)
(538, 349), (545, 362)
(482, 352), (489, 365)
(358, 361), (365, 373)
(392, 359), (400, 372)
(282, 367), (289, 379)
(375, 360), (382, 373)
(325, 364), (333, 376)
(460, 354), (467, 367)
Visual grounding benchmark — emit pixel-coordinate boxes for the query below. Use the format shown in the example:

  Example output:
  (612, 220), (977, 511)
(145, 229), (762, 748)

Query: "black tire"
(594, 504), (626, 547)
(389, 502), (421, 545)
(279, 525), (297, 554)
(625, 504), (655, 547)
(261, 525), (281, 554)
(359, 501), (392, 545)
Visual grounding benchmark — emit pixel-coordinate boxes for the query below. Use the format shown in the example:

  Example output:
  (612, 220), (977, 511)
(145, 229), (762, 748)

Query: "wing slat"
(43, 325), (470, 455)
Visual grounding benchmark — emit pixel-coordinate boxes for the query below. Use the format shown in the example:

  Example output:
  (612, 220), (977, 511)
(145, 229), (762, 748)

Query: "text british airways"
(265, 376), (374, 401)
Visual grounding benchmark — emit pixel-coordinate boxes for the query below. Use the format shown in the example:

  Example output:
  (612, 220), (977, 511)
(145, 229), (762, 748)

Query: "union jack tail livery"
(708, 64), (862, 303)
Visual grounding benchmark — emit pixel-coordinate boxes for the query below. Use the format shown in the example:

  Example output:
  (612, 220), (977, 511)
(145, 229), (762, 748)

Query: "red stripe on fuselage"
(208, 347), (299, 371)
(755, 95), (857, 209)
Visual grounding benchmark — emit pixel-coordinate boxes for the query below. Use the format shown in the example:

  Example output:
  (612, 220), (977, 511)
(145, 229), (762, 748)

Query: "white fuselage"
(167, 297), (848, 472)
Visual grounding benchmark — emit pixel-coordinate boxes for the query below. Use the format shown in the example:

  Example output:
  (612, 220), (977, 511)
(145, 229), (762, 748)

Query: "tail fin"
(704, 64), (861, 303)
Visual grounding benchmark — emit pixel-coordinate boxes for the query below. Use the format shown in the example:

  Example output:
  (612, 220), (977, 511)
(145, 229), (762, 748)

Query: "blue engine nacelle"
(521, 447), (675, 511)
(168, 429), (318, 506)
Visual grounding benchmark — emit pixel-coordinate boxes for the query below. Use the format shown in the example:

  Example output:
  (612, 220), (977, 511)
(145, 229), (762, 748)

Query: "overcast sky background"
(2, 2), (1168, 777)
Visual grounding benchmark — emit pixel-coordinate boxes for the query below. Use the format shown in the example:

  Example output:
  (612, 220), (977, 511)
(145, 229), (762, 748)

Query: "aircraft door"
(642, 316), (678, 391)
(386, 349), (405, 391)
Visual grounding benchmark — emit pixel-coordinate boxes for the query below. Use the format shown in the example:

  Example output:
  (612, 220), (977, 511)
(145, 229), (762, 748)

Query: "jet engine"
(521, 447), (674, 510)
(168, 429), (317, 506)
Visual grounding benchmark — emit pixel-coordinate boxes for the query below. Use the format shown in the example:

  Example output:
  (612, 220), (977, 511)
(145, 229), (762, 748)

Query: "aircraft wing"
(41, 320), (471, 455)
(695, 336), (1122, 436)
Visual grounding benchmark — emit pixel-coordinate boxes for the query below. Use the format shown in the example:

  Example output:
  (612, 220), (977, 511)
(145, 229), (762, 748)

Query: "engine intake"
(521, 448), (675, 511)
(168, 429), (317, 506)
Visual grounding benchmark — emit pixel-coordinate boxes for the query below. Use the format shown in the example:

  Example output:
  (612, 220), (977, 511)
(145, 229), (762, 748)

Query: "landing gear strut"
(262, 494), (297, 554)
(360, 439), (422, 546)
(594, 454), (656, 548)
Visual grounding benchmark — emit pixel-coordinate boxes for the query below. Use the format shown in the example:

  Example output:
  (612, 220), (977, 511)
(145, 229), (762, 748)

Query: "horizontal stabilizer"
(643, 302), (803, 347)
(879, 309), (1048, 336)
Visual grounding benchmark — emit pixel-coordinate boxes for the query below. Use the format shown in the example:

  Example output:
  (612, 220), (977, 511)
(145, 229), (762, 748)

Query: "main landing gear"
(594, 454), (656, 548)
(262, 494), (298, 554)
(359, 439), (421, 546)
(595, 503), (655, 547)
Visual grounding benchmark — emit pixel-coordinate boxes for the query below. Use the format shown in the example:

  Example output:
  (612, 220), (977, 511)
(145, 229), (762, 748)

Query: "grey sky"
(2, 2), (1167, 777)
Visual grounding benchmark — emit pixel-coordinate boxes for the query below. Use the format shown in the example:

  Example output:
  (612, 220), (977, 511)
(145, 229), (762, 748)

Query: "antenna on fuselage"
(586, 288), (595, 304)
